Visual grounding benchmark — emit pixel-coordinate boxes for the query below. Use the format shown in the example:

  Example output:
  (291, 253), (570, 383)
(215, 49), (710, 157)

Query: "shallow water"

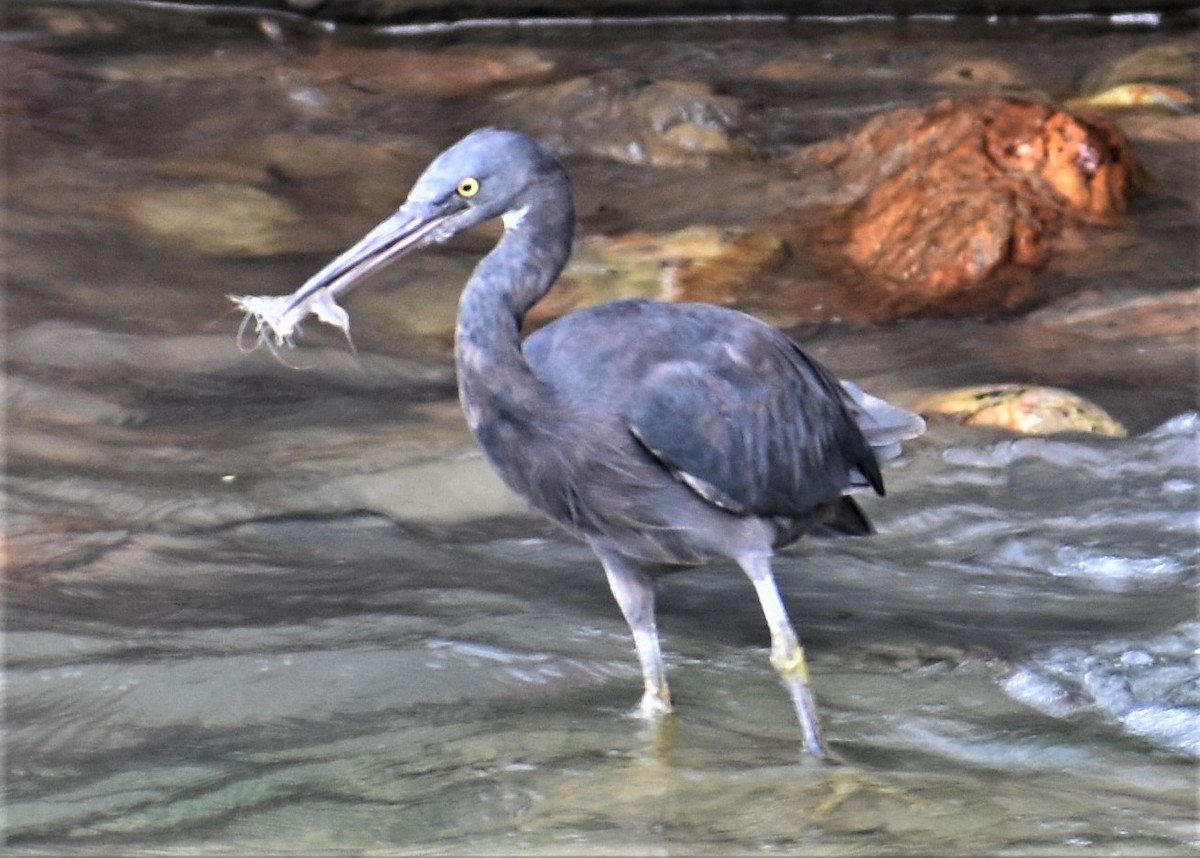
(5, 7), (1199, 854)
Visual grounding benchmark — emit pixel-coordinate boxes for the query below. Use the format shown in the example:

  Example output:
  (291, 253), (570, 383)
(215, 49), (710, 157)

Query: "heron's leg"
(592, 546), (673, 718)
(737, 553), (831, 761)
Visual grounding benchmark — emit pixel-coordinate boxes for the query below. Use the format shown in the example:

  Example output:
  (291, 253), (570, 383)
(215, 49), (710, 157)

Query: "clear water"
(4, 7), (1198, 854)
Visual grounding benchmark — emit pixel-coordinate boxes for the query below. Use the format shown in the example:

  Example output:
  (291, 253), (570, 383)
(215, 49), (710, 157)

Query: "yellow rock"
(1065, 83), (1193, 113)
(915, 384), (1127, 437)
(1082, 43), (1197, 93)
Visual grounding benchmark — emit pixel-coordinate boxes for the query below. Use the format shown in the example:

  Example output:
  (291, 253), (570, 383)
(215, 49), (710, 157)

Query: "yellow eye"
(456, 177), (480, 198)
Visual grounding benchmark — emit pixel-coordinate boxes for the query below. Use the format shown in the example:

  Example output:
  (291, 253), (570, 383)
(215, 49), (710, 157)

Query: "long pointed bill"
(284, 205), (455, 313)
(230, 202), (461, 351)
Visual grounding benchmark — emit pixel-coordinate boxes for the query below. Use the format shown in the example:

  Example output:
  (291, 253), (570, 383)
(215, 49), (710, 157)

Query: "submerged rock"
(297, 43), (554, 97)
(123, 183), (299, 256)
(1028, 287), (1200, 341)
(526, 227), (785, 328)
(501, 70), (746, 167)
(155, 131), (428, 186)
(777, 97), (1148, 320)
(1080, 43), (1198, 95)
(97, 47), (272, 84)
(928, 58), (1026, 89)
(151, 132), (432, 248)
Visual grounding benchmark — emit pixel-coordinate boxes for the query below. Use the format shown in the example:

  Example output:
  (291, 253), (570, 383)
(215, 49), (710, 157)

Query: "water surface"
(4, 7), (1198, 854)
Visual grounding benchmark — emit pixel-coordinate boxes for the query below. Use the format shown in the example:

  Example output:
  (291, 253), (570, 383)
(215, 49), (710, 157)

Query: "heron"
(264, 128), (924, 760)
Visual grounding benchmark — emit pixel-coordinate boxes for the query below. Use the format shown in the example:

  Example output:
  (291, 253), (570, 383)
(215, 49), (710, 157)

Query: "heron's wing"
(523, 300), (916, 518)
(625, 326), (883, 518)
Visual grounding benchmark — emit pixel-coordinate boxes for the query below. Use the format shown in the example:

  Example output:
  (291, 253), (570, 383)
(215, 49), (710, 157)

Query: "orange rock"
(984, 101), (1140, 223)
(778, 97), (1148, 320)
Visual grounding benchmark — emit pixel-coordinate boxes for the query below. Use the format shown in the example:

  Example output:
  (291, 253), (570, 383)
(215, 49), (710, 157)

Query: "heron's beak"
(283, 203), (461, 314)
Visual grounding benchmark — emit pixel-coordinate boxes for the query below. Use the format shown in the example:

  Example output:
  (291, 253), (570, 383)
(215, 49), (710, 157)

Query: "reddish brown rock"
(984, 100), (1143, 224)
(777, 97), (1148, 320)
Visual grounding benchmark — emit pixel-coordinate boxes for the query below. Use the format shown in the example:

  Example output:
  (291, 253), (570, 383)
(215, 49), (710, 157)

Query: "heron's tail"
(839, 380), (926, 464)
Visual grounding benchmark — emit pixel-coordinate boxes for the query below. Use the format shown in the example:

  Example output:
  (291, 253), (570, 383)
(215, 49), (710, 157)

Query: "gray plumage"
(284, 128), (925, 760)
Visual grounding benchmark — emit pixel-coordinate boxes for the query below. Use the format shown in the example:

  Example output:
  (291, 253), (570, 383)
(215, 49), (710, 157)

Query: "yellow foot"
(813, 770), (926, 822)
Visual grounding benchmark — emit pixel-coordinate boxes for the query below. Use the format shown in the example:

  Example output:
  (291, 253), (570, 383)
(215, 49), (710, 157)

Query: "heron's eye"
(456, 177), (481, 199)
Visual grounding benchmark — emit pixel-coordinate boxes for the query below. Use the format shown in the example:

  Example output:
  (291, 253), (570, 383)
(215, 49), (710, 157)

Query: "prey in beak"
(230, 198), (471, 357)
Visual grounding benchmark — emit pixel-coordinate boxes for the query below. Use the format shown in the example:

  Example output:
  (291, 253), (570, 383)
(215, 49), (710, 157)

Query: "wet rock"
(123, 183), (300, 256)
(297, 43), (554, 98)
(844, 641), (971, 674)
(1028, 287), (1200, 341)
(501, 70), (746, 167)
(526, 227), (785, 328)
(97, 47), (272, 83)
(152, 132), (431, 246)
(156, 131), (427, 186)
(929, 58), (1025, 89)
(1080, 43), (1198, 95)
(983, 100), (1144, 222)
(776, 97), (1148, 320)
(751, 56), (841, 82)
(1111, 112), (1200, 144)
(1064, 83), (1193, 114)
(1069, 43), (1197, 113)
(914, 384), (1127, 437)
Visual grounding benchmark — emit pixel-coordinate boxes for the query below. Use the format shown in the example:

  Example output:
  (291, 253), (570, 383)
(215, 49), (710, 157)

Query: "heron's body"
(473, 299), (878, 565)
(278, 128), (924, 760)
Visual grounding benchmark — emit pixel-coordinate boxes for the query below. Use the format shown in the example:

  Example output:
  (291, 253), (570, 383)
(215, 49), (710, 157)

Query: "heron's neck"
(454, 179), (573, 416)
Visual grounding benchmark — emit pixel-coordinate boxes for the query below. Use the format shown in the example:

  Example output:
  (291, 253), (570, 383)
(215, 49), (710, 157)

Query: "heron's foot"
(813, 770), (926, 822)
(634, 687), (675, 720)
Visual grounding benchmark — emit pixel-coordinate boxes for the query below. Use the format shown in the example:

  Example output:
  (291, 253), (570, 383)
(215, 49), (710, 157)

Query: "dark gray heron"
(276, 128), (924, 760)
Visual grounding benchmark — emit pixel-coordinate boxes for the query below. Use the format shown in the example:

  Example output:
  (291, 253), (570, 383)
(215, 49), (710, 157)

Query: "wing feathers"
(627, 331), (883, 518)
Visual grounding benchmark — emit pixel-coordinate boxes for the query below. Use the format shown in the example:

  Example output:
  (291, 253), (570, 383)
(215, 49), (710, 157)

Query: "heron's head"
(283, 128), (566, 308)
(406, 128), (564, 238)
